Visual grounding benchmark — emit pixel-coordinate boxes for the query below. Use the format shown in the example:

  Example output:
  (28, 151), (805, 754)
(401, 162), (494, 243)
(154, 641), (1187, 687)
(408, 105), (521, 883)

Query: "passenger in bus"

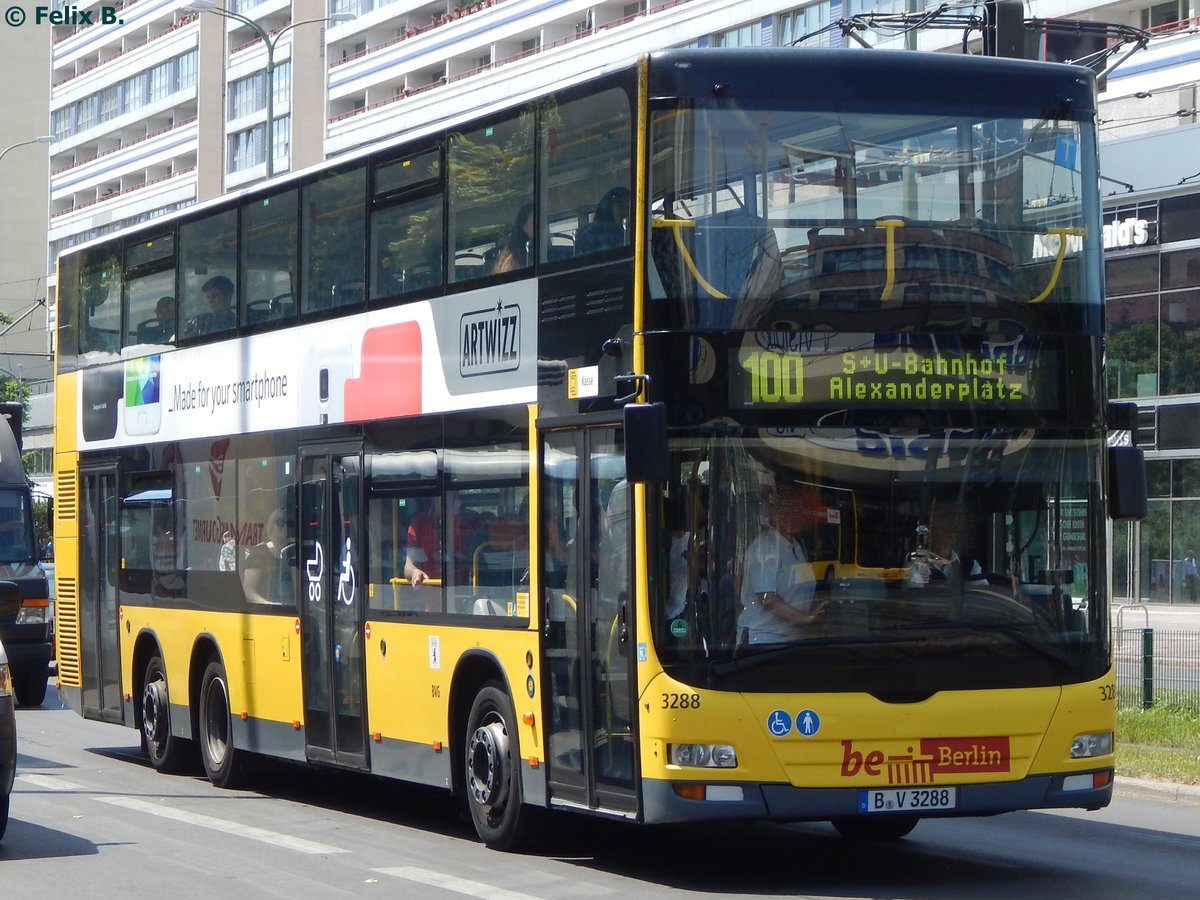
(241, 509), (296, 605)
(912, 503), (987, 588)
(404, 496), (486, 609)
(574, 187), (630, 255)
(492, 202), (535, 273)
(183, 275), (236, 338)
(137, 296), (176, 343)
(404, 499), (442, 612)
(737, 482), (824, 644)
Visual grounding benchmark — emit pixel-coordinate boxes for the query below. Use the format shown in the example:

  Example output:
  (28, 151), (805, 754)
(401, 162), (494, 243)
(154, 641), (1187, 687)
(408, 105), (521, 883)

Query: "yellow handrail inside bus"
(391, 503), (402, 610)
(471, 540), (517, 589)
(875, 218), (906, 301)
(389, 576), (443, 589)
(652, 218), (729, 300)
(1028, 227), (1085, 304)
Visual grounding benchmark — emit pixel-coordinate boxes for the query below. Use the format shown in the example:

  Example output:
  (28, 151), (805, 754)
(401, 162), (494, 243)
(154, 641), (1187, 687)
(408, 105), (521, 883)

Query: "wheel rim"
(468, 713), (510, 816)
(143, 676), (168, 745)
(202, 675), (230, 769)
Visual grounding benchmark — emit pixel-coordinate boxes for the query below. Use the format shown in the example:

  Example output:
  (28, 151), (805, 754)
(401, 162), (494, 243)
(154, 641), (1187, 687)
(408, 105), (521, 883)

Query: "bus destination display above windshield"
(730, 332), (1055, 410)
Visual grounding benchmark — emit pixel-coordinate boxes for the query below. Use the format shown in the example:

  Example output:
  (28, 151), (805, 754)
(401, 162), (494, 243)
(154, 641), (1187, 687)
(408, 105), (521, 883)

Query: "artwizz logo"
(460, 299), (520, 377)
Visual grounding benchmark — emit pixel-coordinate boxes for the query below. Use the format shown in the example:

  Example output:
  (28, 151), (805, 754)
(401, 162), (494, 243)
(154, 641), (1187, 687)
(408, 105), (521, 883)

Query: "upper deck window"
(647, 99), (1100, 331)
(179, 209), (238, 342)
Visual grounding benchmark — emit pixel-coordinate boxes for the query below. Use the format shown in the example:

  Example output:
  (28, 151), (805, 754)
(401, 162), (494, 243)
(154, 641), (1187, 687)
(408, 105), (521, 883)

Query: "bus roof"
(648, 47), (1097, 115)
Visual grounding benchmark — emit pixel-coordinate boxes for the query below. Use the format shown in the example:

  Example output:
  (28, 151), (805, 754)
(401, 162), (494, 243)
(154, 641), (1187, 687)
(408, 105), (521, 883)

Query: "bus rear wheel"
(831, 815), (919, 840)
(198, 660), (243, 789)
(464, 682), (534, 850)
(142, 655), (193, 773)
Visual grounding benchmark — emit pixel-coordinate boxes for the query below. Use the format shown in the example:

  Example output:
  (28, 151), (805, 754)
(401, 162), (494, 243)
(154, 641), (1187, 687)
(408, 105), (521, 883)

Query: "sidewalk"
(1111, 602), (1200, 632)
(1115, 775), (1200, 805)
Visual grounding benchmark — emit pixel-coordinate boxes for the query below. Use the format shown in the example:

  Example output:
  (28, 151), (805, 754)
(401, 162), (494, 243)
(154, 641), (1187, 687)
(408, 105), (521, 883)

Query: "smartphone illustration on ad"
(300, 336), (352, 425)
(122, 354), (162, 436)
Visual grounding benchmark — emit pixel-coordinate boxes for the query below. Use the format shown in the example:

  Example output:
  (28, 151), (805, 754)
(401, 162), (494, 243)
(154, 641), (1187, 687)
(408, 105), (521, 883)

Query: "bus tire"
(831, 815), (919, 841)
(464, 682), (534, 851)
(142, 654), (193, 773)
(198, 659), (243, 789)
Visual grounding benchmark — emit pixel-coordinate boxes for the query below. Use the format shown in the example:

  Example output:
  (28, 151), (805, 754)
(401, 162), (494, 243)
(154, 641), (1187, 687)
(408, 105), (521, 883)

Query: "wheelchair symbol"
(767, 709), (792, 737)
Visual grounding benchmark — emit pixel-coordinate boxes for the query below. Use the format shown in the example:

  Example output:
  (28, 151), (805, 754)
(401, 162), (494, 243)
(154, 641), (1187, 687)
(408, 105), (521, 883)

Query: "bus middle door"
(298, 444), (368, 770)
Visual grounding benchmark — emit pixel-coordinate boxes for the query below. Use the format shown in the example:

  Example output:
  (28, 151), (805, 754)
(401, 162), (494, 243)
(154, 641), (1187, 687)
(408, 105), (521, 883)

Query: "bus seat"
(246, 300), (272, 324)
(272, 293), (297, 317)
(136, 319), (171, 343)
(730, 227), (784, 329)
(472, 596), (505, 616)
(689, 207), (776, 327)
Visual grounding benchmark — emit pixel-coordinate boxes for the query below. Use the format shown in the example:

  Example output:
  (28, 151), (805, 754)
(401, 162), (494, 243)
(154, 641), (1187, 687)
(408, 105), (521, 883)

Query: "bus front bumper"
(642, 770), (1114, 824)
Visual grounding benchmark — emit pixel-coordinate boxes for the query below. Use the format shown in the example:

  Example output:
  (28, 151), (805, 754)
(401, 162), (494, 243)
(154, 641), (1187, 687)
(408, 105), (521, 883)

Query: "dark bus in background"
(0, 402), (53, 707)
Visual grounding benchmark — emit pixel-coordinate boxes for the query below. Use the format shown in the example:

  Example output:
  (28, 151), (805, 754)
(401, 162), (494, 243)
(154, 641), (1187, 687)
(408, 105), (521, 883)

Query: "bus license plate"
(859, 787), (957, 813)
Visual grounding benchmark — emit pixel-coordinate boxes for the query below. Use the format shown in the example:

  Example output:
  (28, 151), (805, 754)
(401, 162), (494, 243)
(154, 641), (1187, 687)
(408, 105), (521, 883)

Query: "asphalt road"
(3, 688), (1200, 899)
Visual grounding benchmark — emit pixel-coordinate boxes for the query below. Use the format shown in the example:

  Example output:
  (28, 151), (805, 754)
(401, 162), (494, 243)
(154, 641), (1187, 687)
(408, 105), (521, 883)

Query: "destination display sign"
(730, 332), (1055, 410)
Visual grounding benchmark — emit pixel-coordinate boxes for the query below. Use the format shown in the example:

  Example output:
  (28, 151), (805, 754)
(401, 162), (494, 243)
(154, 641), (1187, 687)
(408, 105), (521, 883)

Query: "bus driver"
(737, 482), (825, 644)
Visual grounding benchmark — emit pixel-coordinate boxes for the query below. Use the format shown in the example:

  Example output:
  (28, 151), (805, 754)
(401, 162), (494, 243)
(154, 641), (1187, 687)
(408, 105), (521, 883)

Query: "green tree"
(0, 374), (30, 422)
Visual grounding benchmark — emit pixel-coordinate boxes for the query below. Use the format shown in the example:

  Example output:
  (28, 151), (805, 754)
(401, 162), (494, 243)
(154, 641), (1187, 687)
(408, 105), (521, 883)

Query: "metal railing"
(1115, 628), (1200, 710)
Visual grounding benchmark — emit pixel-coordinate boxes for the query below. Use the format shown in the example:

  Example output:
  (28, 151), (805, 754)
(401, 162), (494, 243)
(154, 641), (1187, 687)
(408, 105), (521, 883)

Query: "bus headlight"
(669, 743), (738, 768)
(1069, 732), (1113, 758)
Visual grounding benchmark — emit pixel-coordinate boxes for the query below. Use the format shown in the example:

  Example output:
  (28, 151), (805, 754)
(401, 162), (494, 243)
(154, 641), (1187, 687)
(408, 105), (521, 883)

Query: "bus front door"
(541, 425), (638, 817)
(298, 445), (368, 770)
(77, 465), (123, 723)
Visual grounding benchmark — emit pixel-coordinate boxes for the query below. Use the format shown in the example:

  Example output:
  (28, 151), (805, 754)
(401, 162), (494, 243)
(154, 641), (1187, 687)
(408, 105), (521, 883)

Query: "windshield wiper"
(707, 620), (1081, 676)
(708, 633), (895, 676)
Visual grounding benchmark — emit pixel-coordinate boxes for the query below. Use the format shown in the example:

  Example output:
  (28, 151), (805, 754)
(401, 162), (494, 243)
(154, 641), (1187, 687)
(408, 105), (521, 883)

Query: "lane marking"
(17, 774), (88, 791)
(373, 866), (544, 900)
(95, 795), (351, 855)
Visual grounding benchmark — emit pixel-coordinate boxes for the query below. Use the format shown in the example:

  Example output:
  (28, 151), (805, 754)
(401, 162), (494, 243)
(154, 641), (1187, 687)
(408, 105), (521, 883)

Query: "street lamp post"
(0, 136), (54, 384)
(0, 135), (54, 166)
(187, 1), (354, 179)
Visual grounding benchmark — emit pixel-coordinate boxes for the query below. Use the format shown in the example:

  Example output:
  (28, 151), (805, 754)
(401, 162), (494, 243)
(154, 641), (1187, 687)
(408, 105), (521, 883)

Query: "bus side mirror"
(1108, 445), (1146, 521)
(624, 402), (668, 483)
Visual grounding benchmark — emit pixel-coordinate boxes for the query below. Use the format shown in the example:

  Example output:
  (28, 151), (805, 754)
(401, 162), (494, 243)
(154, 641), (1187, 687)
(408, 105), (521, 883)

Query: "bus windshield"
(655, 426), (1107, 694)
(0, 488), (37, 566)
(647, 99), (1099, 332)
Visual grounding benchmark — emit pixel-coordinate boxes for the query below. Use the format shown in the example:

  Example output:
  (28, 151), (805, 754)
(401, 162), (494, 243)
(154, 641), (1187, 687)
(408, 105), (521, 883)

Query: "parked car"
(0, 631), (17, 841)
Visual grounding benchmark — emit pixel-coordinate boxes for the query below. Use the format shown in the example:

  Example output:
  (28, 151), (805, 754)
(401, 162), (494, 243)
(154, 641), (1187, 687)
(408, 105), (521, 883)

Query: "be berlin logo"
(4, 5), (124, 26)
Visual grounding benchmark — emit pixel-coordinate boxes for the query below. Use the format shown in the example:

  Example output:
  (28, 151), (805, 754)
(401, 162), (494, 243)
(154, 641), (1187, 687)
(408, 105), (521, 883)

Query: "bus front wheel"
(831, 815), (919, 840)
(198, 659), (243, 789)
(142, 655), (193, 773)
(464, 682), (534, 850)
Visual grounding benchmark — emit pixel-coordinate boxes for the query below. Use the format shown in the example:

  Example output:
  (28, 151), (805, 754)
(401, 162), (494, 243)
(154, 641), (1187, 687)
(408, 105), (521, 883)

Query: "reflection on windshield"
(654, 428), (1106, 689)
(648, 103), (1098, 332)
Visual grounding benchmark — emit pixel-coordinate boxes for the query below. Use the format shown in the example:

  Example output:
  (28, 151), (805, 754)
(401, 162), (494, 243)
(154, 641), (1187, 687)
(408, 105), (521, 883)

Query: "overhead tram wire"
(791, 5), (1151, 75)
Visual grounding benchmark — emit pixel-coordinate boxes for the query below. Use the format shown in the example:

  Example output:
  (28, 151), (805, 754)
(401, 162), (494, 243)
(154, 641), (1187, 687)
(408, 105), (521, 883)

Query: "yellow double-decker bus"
(53, 47), (1145, 849)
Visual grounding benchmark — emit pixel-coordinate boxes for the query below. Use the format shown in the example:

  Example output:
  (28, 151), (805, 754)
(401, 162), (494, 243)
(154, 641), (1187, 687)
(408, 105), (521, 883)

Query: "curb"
(1115, 776), (1200, 803)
